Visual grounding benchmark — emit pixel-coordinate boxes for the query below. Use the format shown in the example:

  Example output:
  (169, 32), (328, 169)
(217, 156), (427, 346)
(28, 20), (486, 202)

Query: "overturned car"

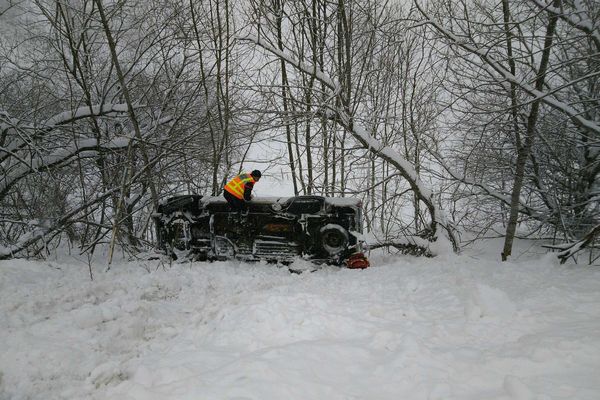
(153, 195), (370, 268)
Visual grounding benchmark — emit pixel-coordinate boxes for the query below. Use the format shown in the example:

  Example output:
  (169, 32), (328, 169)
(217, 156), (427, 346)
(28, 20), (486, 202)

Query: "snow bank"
(1, 252), (599, 399)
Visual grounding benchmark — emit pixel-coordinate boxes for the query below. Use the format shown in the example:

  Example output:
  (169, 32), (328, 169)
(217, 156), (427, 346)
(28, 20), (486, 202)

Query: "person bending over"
(223, 169), (261, 213)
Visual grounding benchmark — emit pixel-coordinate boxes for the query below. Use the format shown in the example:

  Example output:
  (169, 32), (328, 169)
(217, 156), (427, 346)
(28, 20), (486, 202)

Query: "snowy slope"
(1, 251), (599, 400)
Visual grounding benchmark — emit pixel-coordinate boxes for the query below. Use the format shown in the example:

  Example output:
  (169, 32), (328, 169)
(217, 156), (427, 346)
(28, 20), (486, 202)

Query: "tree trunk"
(501, 0), (561, 261)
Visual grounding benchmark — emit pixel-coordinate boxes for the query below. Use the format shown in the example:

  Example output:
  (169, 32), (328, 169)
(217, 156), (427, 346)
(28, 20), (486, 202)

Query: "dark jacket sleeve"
(243, 181), (254, 201)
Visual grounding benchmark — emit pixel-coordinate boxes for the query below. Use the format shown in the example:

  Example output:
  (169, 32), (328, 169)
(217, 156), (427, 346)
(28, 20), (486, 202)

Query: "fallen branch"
(367, 240), (433, 257)
(543, 224), (600, 264)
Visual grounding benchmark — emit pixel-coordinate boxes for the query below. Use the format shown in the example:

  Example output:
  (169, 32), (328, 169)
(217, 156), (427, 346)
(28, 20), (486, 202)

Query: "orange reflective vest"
(224, 173), (256, 200)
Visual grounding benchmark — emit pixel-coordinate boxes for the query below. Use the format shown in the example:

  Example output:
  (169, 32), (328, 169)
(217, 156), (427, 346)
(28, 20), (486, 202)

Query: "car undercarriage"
(153, 195), (370, 268)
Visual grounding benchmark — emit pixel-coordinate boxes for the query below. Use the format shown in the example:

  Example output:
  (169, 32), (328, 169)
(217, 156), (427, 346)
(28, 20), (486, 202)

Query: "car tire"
(319, 224), (349, 255)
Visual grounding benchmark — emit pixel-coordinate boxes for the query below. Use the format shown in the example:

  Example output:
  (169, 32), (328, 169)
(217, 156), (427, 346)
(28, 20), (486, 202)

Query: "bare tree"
(414, 0), (600, 261)
(0, 0), (241, 259)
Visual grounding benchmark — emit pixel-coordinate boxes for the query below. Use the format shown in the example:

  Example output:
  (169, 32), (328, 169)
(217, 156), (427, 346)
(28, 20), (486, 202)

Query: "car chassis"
(153, 195), (370, 268)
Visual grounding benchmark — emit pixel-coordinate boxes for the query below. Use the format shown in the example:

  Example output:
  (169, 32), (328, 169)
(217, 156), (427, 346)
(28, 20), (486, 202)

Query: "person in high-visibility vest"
(223, 170), (261, 212)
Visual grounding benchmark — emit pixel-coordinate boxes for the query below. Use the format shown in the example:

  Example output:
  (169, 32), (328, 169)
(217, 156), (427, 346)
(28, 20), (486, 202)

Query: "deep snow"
(1, 248), (599, 400)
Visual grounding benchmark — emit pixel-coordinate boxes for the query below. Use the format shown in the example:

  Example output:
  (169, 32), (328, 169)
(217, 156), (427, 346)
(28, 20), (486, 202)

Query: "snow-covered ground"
(1, 247), (599, 400)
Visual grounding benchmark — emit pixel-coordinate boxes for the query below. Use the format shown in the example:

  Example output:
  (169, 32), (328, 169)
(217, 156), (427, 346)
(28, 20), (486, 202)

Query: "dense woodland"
(0, 0), (598, 263)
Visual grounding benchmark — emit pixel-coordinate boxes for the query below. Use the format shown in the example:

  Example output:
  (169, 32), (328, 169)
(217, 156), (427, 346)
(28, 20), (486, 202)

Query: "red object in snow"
(345, 252), (370, 269)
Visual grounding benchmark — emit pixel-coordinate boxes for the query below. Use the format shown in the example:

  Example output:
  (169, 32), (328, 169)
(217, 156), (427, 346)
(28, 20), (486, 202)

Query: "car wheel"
(319, 224), (349, 255)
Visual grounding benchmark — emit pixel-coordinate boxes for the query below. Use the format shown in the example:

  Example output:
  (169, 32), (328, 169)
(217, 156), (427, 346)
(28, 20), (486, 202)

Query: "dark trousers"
(223, 190), (247, 212)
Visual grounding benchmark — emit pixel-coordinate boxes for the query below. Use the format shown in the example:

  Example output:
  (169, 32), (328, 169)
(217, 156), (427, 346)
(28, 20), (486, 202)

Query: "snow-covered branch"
(433, 151), (547, 220)
(529, 0), (600, 51)
(240, 35), (340, 94)
(0, 145), (167, 260)
(1, 104), (174, 203)
(543, 224), (600, 264)
(1, 103), (132, 161)
(0, 189), (119, 260)
(414, 2), (600, 137)
(0, 136), (132, 201)
(366, 239), (433, 257)
(41, 103), (132, 129)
